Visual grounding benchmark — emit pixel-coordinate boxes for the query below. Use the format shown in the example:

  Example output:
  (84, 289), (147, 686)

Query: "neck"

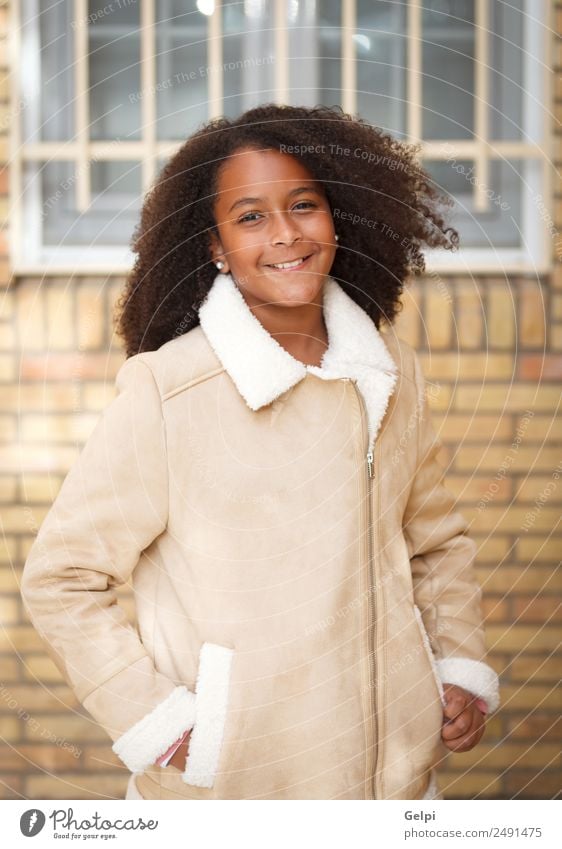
(241, 293), (329, 366)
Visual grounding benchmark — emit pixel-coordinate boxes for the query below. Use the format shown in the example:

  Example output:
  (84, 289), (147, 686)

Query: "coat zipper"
(351, 381), (378, 800)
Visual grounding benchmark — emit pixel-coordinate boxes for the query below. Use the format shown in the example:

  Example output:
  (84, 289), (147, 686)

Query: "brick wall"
(0, 0), (560, 800)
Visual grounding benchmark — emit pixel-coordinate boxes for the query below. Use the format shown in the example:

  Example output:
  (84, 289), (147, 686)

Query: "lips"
(264, 254), (313, 270)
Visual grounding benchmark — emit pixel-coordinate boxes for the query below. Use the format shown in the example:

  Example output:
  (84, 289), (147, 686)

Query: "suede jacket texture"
(21, 271), (500, 800)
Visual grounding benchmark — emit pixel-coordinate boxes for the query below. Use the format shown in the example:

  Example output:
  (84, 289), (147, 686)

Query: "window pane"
(155, 1), (208, 139)
(422, 158), (522, 248)
(422, 0), (475, 140)
(21, 0), (74, 142)
(88, 1), (141, 140)
(356, 0), (407, 137)
(316, 0), (342, 109)
(223, 1), (275, 116)
(36, 160), (141, 246)
(489, 0), (524, 140)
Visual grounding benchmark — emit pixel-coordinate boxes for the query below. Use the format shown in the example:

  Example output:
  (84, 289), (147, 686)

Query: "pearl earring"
(215, 261), (224, 270)
(335, 234), (339, 242)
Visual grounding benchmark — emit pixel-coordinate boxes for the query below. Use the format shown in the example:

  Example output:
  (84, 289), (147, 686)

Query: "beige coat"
(21, 271), (500, 800)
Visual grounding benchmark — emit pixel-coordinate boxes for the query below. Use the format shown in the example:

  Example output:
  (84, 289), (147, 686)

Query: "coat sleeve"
(20, 355), (196, 774)
(403, 351), (500, 714)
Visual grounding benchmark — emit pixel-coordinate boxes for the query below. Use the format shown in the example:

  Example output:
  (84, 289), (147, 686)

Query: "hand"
(440, 683), (486, 752)
(167, 730), (192, 771)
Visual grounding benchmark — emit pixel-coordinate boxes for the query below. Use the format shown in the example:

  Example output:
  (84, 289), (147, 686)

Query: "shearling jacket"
(21, 271), (500, 801)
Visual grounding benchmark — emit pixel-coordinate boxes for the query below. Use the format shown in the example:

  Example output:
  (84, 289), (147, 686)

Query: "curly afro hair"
(114, 103), (458, 357)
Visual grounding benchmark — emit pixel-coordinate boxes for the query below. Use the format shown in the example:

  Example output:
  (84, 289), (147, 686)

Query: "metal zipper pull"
(367, 450), (374, 479)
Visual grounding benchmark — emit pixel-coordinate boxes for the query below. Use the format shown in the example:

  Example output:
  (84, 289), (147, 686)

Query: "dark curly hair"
(114, 103), (458, 357)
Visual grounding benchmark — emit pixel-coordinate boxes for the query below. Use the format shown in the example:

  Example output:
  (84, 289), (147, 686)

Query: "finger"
(441, 709), (474, 741)
(443, 721), (485, 752)
(443, 694), (470, 722)
(442, 710), (485, 751)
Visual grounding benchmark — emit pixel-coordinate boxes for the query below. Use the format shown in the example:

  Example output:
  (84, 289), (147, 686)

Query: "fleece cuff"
(112, 686), (197, 774)
(435, 657), (500, 713)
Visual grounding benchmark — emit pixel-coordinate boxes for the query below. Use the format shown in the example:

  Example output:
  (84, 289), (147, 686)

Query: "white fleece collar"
(198, 271), (398, 448)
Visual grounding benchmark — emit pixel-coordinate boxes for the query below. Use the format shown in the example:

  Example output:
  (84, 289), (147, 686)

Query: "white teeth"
(268, 256), (308, 270)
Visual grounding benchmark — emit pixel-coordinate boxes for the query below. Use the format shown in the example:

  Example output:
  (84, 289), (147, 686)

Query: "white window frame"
(9, 0), (554, 276)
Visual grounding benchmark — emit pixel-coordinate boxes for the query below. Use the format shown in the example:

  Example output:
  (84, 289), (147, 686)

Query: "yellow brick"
(454, 384), (560, 411)
(447, 474), (511, 503)
(550, 323), (562, 349)
(0, 567), (20, 591)
(456, 443), (562, 474)
(21, 654), (64, 683)
(495, 683), (562, 710)
(425, 283), (452, 348)
(448, 742), (557, 770)
(23, 714), (107, 743)
(473, 504), (560, 534)
(81, 381), (118, 411)
(518, 413), (562, 442)
(0, 655), (19, 680)
(432, 413), (513, 442)
(0, 474), (16, 502)
(0, 415), (16, 440)
(511, 656), (562, 682)
(0, 322), (14, 348)
(20, 474), (62, 503)
(20, 413), (100, 443)
(0, 627), (45, 652)
(488, 285), (515, 348)
(438, 770), (501, 798)
(2, 383), (80, 412)
(456, 281), (483, 349)
(419, 352), (514, 380)
(0, 595), (18, 625)
(516, 536), (562, 562)
(77, 282), (105, 350)
(394, 286), (421, 348)
(16, 281), (45, 350)
(0, 716), (20, 742)
(46, 282), (75, 350)
(472, 534), (511, 562)
(519, 283), (546, 347)
(0, 443), (79, 473)
(0, 289), (13, 320)
(476, 565), (560, 594)
(0, 534), (16, 564)
(516, 476), (562, 502)
(485, 626), (561, 654)
(0, 505), (49, 532)
(3, 685), (79, 712)
(26, 773), (127, 800)
(0, 351), (13, 379)
(552, 294), (562, 320)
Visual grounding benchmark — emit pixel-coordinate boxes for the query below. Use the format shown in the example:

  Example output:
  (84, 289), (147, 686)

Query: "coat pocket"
(182, 640), (234, 789)
(413, 605), (447, 709)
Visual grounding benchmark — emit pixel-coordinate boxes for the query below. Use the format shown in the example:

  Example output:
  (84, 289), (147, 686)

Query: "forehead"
(215, 148), (319, 197)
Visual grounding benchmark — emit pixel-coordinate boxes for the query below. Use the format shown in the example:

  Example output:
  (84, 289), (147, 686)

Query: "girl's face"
(209, 147), (338, 309)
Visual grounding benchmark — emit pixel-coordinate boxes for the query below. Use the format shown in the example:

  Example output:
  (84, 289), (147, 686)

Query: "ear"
(208, 229), (224, 266)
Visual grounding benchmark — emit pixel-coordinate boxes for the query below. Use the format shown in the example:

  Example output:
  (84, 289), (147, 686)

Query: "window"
(11, 0), (553, 274)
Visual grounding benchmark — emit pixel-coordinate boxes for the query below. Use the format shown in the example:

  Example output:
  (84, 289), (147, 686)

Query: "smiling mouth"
(264, 254), (313, 271)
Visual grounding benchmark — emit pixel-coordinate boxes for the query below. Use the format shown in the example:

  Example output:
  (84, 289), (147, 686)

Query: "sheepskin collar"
(198, 271), (398, 448)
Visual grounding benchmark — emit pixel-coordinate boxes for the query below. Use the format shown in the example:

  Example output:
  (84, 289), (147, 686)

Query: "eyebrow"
(227, 185), (324, 214)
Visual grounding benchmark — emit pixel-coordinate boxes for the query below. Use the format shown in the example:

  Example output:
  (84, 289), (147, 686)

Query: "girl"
(21, 103), (499, 801)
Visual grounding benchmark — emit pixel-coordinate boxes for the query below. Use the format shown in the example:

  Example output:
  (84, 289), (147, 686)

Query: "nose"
(269, 209), (302, 246)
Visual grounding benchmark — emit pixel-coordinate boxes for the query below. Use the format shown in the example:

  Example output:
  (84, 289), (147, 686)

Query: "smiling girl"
(22, 103), (499, 801)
